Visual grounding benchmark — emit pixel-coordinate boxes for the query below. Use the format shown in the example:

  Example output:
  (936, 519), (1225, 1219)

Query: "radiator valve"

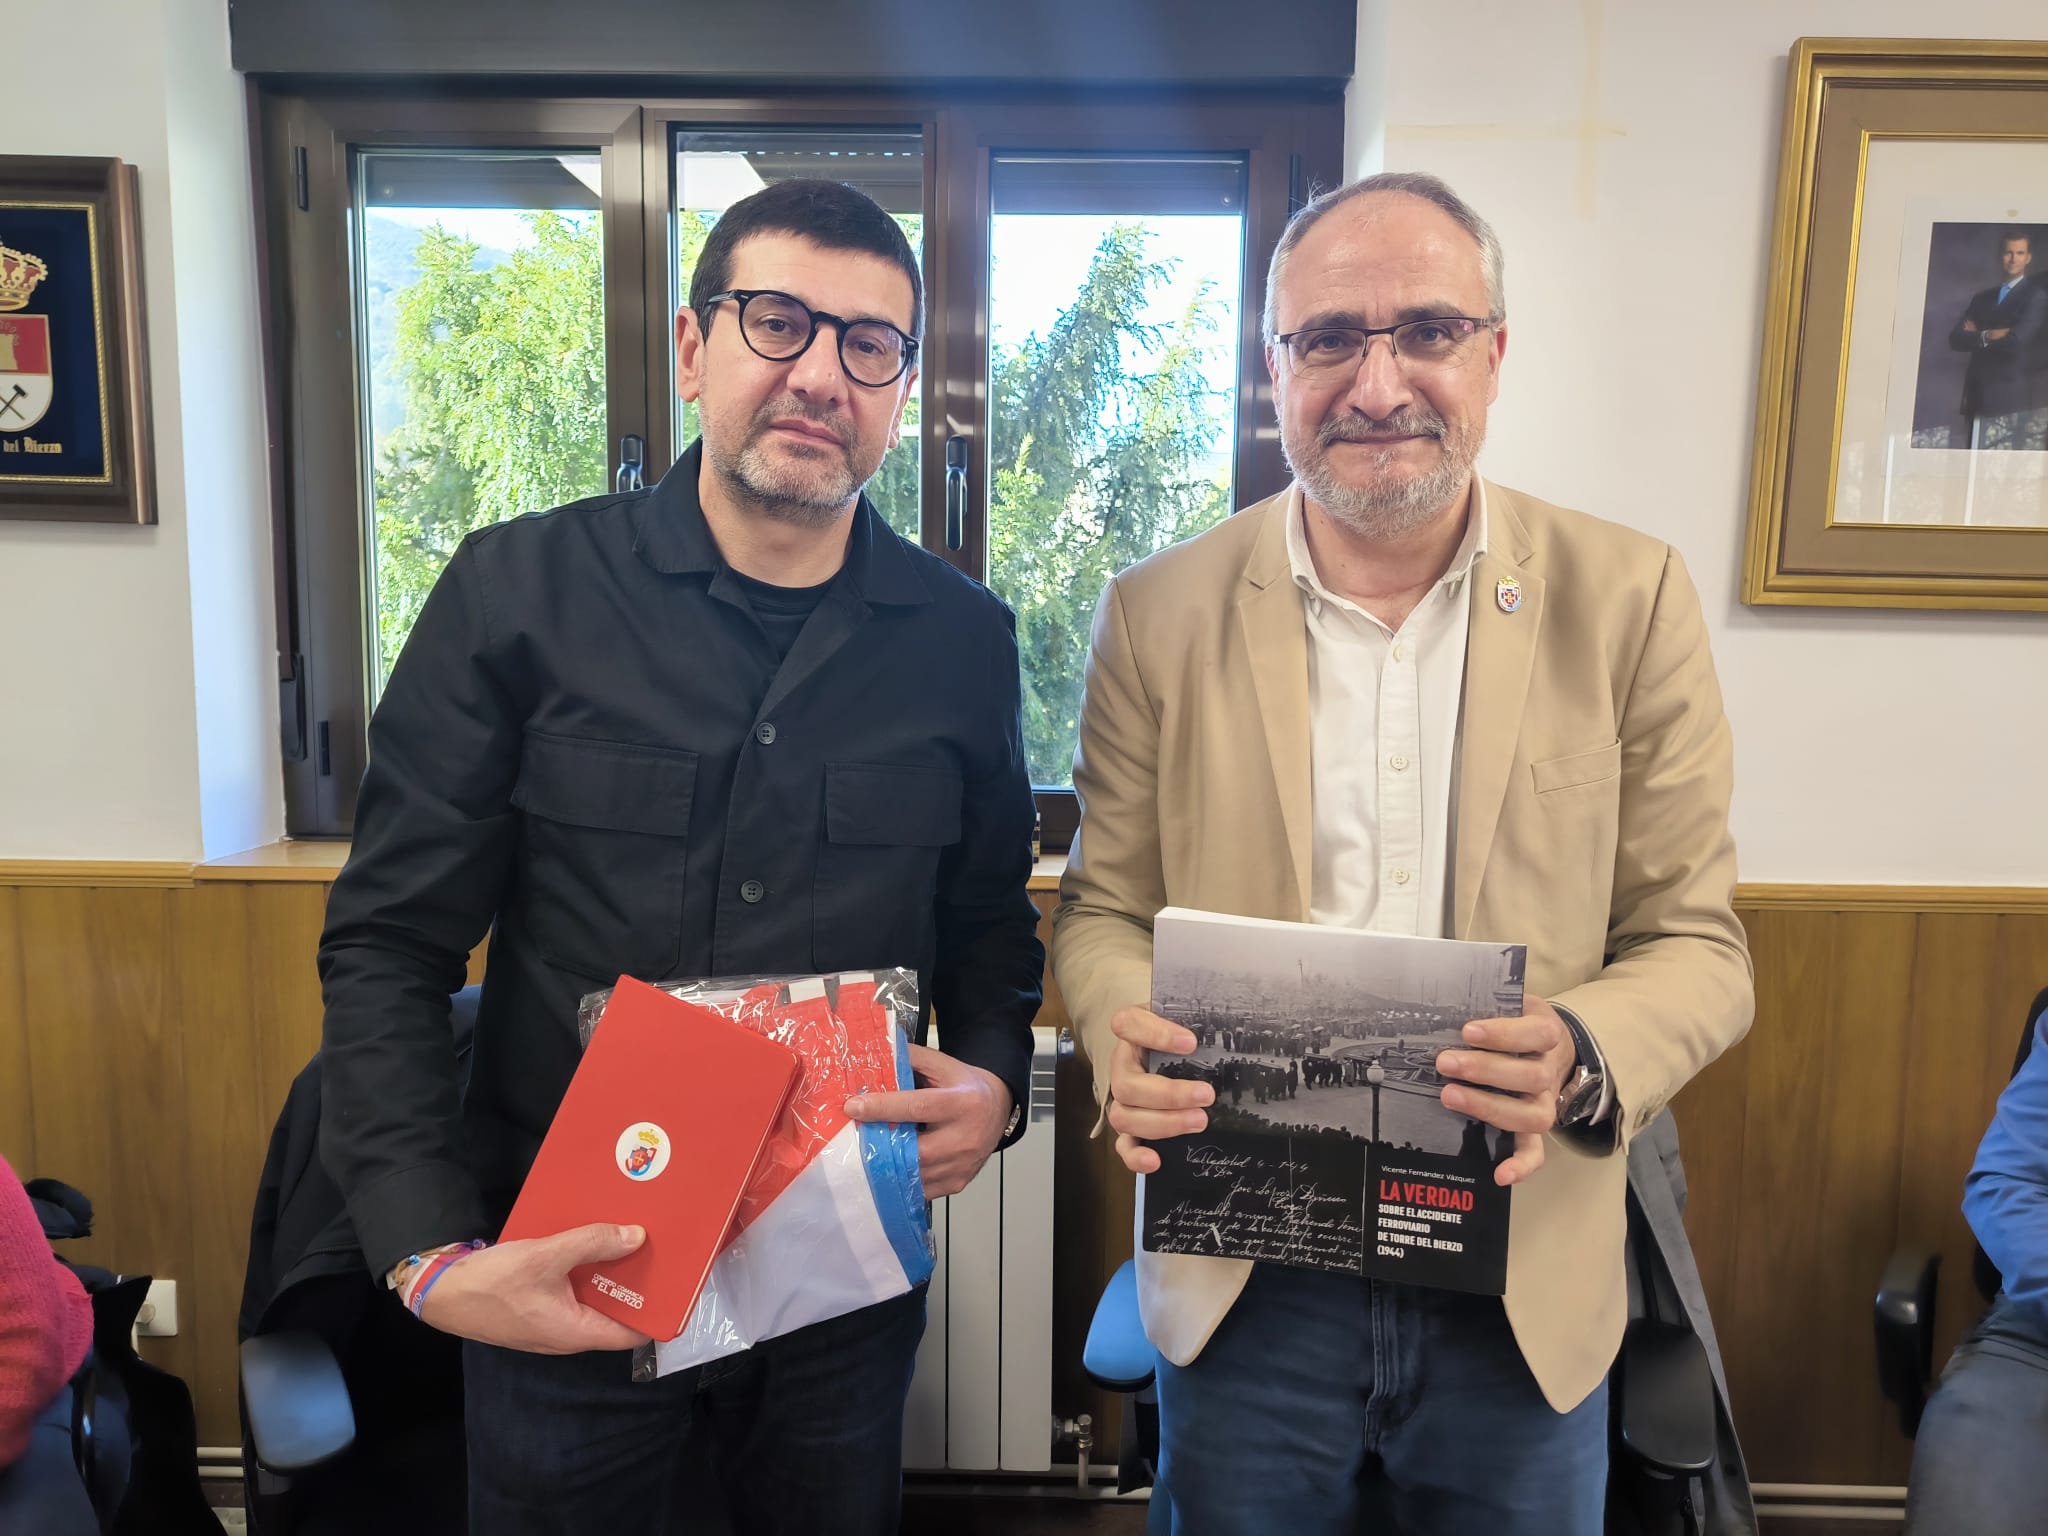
(1053, 1412), (1094, 1488)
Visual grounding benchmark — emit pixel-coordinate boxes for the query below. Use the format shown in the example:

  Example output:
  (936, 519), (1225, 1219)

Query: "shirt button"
(1392, 643), (1410, 663)
(740, 879), (765, 904)
(1390, 868), (1412, 886)
(754, 721), (778, 745)
(1389, 754), (1410, 771)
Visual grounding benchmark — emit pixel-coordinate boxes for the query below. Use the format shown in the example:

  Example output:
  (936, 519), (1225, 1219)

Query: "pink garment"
(0, 1153), (94, 1467)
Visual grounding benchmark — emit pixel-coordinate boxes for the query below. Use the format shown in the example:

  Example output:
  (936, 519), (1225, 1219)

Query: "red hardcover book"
(498, 975), (800, 1340)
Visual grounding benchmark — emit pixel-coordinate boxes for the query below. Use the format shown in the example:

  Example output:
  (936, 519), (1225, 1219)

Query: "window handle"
(615, 433), (645, 493)
(945, 435), (968, 552)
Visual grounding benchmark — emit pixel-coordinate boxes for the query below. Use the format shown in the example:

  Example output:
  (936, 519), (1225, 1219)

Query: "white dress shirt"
(1285, 480), (1486, 938)
(1285, 477), (1612, 1122)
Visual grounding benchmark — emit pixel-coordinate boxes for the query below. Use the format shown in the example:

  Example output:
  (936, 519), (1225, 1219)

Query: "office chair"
(1, 1177), (216, 1534)
(238, 986), (479, 1534)
(1874, 984), (2047, 1438)
(1082, 1257), (1160, 1496)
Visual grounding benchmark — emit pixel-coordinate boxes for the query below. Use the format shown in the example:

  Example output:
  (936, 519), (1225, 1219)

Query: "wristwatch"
(1556, 1061), (1605, 1129)
(1552, 1004), (1607, 1130)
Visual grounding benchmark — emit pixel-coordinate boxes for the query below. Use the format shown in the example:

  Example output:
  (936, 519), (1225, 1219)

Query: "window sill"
(192, 840), (350, 883)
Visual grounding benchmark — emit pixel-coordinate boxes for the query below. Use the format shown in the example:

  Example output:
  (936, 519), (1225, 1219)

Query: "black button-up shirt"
(318, 443), (1045, 1278)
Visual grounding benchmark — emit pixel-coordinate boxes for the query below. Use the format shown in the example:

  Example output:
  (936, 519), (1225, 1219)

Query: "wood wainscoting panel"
(1674, 898), (2048, 1491)
(175, 882), (268, 1439)
(173, 880), (333, 1437)
(0, 871), (337, 1445)
(5, 863), (2046, 1469)
(0, 887), (33, 1167)
(1703, 908), (1917, 1487)
(13, 884), (202, 1395)
(1898, 914), (2048, 1371)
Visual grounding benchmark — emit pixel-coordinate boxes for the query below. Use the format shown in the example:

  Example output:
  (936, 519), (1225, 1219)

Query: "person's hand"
(1103, 1006), (1211, 1175)
(415, 1224), (652, 1354)
(1985, 326), (2012, 342)
(1433, 994), (1578, 1189)
(845, 1044), (1013, 1199)
(1963, 319), (1980, 332)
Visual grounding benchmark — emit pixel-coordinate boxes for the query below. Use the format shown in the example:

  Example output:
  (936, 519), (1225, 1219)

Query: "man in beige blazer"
(1052, 172), (1753, 1534)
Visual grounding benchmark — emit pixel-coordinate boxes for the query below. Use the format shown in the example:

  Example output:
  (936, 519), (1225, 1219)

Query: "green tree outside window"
(370, 213), (1230, 787)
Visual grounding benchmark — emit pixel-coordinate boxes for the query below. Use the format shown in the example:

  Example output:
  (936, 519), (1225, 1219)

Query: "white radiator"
(902, 1025), (1059, 1473)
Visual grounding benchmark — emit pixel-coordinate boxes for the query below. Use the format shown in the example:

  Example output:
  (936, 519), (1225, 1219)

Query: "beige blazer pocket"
(1531, 740), (1621, 795)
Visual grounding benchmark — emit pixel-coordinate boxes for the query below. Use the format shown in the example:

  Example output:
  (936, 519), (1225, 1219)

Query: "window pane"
(985, 154), (1246, 788)
(671, 129), (925, 543)
(357, 150), (608, 696)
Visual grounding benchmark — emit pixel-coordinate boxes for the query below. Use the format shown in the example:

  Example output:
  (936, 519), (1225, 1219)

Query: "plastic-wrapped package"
(575, 969), (932, 1377)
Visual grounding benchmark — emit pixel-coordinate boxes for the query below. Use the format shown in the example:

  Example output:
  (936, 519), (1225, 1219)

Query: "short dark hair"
(688, 179), (922, 338)
(2002, 229), (2032, 252)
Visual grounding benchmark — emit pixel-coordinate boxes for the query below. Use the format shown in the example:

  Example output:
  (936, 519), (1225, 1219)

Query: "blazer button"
(754, 721), (777, 745)
(740, 879), (765, 904)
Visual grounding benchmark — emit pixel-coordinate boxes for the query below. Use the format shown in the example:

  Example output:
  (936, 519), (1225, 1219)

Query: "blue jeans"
(463, 1285), (925, 1534)
(1152, 1263), (1608, 1536)
(1905, 1294), (2048, 1535)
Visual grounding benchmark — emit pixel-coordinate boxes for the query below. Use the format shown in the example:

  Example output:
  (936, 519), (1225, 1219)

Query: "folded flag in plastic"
(575, 969), (932, 1374)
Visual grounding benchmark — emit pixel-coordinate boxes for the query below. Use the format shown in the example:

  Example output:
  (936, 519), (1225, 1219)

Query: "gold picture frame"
(1744, 39), (2048, 611)
(0, 156), (154, 525)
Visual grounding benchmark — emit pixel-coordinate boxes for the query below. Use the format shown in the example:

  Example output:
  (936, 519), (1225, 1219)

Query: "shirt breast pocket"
(812, 761), (964, 974)
(510, 731), (697, 983)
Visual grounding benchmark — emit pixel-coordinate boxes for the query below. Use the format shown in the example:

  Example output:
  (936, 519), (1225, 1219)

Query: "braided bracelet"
(405, 1239), (490, 1318)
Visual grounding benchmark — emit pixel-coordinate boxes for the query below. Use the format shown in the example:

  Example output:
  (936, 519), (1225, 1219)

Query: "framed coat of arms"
(0, 156), (155, 524)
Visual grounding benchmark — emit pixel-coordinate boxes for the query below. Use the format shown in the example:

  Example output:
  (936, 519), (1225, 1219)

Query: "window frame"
(259, 91), (649, 835)
(256, 84), (1341, 842)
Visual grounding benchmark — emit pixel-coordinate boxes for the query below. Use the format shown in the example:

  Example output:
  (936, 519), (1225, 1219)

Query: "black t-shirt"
(729, 567), (833, 664)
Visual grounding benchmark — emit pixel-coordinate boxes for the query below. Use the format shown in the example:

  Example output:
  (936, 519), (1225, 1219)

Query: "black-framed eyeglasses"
(701, 289), (920, 388)
(1273, 315), (1495, 375)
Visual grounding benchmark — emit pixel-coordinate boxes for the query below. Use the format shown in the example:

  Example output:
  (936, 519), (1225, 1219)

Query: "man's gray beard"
(1286, 407), (1482, 541)
(709, 399), (877, 528)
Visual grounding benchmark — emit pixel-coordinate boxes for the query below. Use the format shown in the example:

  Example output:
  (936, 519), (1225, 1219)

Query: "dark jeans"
(1905, 1294), (2048, 1535)
(1152, 1263), (1608, 1536)
(464, 1285), (925, 1534)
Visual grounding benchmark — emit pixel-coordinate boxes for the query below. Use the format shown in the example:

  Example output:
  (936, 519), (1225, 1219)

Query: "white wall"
(1354, 0), (2048, 884)
(163, 0), (282, 860)
(0, 0), (277, 861)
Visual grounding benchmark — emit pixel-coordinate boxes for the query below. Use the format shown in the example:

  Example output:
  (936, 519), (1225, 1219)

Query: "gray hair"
(1262, 171), (1506, 341)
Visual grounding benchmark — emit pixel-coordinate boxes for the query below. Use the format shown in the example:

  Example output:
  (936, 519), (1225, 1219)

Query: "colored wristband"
(405, 1239), (489, 1317)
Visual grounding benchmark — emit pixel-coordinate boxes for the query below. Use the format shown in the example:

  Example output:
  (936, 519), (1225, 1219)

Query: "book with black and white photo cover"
(1140, 907), (1527, 1295)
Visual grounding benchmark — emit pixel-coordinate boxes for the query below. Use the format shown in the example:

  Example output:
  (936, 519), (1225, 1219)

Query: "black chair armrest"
(240, 1329), (356, 1474)
(1615, 1317), (1716, 1477)
(1875, 1247), (1940, 1438)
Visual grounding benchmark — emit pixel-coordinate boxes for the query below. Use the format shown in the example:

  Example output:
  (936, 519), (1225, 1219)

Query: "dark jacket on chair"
(239, 1001), (479, 1533)
(1620, 1110), (1757, 1536)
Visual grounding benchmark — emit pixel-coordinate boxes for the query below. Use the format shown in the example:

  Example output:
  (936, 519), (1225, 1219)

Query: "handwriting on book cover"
(1140, 909), (1523, 1295)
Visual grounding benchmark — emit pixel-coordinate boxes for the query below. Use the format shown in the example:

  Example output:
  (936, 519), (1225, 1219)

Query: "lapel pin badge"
(1495, 575), (1522, 614)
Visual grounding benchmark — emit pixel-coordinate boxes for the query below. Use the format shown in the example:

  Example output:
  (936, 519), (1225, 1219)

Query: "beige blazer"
(1050, 481), (1753, 1413)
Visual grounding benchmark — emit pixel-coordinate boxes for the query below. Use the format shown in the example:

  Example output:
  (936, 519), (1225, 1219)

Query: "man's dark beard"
(714, 396), (874, 527)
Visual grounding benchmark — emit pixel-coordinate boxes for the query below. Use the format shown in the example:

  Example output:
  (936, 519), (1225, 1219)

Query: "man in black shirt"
(317, 179), (1044, 1533)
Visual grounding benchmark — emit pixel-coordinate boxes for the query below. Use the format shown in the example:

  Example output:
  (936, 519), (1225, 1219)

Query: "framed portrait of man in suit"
(1744, 39), (2048, 612)
(1910, 222), (2048, 454)
(0, 156), (155, 525)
